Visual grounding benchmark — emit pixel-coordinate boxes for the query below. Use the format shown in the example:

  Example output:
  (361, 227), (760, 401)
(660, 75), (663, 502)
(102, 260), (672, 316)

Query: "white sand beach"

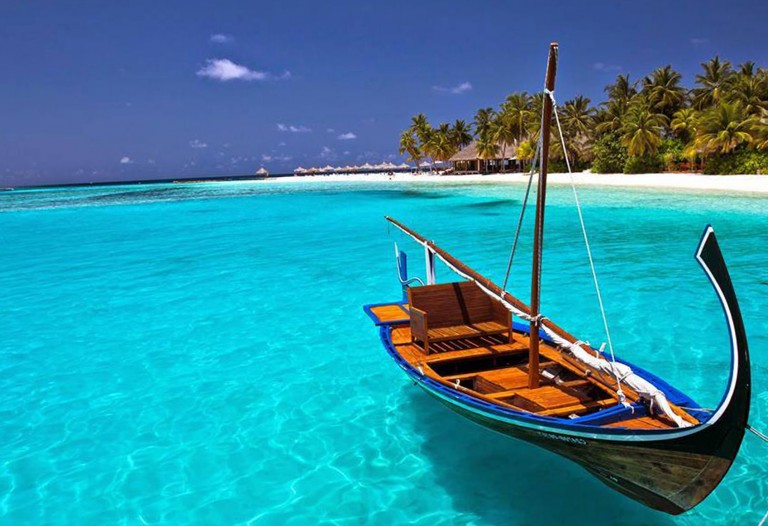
(253, 171), (768, 194)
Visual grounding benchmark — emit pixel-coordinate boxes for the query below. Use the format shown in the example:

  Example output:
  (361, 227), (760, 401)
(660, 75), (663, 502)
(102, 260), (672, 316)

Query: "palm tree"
(399, 130), (422, 168)
(595, 98), (630, 134)
(501, 92), (533, 141)
(475, 135), (499, 173)
(489, 114), (517, 172)
(560, 96), (595, 166)
(620, 97), (668, 157)
(691, 57), (734, 110)
(642, 65), (686, 120)
(473, 108), (496, 139)
(515, 138), (537, 171)
(670, 108), (698, 143)
(753, 124), (768, 151)
(425, 123), (457, 167)
(737, 61), (757, 78)
(605, 74), (637, 104)
(450, 120), (473, 151)
(729, 65), (768, 116)
(409, 114), (432, 145)
(562, 96), (594, 136)
(527, 93), (546, 136)
(694, 102), (758, 154)
(595, 76), (636, 136)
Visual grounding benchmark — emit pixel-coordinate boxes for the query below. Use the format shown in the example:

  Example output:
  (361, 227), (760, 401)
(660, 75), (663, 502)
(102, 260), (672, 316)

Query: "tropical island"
(399, 57), (768, 175)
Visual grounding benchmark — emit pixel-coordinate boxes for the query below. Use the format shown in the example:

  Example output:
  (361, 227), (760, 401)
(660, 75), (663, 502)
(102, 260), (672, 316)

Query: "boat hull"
(421, 381), (740, 515)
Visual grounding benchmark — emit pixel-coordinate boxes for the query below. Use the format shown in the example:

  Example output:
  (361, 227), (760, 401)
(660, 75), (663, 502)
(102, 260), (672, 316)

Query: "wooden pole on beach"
(528, 42), (558, 390)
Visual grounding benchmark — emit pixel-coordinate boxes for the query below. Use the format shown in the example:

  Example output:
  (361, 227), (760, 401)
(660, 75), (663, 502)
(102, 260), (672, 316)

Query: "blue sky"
(1, 0), (767, 186)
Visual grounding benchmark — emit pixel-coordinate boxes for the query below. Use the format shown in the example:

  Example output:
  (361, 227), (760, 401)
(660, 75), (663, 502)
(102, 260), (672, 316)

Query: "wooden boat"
(363, 43), (751, 515)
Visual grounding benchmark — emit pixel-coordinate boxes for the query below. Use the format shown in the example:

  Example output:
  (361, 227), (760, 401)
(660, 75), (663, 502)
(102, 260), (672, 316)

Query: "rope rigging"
(548, 88), (626, 402)
(501, 132), (542, 292)
(500, 83), (627, 403)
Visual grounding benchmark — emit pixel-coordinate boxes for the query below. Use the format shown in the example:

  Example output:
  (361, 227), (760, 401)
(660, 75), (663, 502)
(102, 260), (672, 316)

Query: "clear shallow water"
(0, 179), (766, 525)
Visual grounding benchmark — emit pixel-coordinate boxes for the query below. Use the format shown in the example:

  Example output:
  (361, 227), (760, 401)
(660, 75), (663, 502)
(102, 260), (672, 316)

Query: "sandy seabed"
(250, 171), (768, 195)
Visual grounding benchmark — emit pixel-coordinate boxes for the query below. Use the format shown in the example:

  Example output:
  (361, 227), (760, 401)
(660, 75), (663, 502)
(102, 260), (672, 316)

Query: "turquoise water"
(0, 179), (766, 525)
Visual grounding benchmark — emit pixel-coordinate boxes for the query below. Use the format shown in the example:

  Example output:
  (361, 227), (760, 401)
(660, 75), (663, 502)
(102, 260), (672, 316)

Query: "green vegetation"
(401, 57), (768, 174)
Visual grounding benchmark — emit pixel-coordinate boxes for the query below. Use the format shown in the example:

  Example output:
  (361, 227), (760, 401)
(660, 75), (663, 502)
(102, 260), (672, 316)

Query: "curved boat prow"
(695, 225), (751, 433)
(649, 225), (754, 513)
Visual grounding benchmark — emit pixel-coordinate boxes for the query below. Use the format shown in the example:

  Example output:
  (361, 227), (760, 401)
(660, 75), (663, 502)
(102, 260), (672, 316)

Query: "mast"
(528, 42), (559, 389)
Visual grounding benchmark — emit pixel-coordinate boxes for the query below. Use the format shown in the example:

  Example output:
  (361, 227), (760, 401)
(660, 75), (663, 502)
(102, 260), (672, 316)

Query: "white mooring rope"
(748, 424), (768, 443)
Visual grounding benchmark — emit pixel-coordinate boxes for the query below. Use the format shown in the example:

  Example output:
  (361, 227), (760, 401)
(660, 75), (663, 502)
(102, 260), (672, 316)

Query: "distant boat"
(256, 167), (269, 177)
(363, 43), (751, 515)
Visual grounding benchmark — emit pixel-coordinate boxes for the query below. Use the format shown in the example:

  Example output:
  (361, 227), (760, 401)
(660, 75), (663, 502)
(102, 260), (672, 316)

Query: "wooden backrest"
(408, 282), (493, 327)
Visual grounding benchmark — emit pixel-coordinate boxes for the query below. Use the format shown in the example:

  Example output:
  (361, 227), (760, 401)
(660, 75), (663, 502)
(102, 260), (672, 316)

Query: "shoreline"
(248, 171), (768, 195)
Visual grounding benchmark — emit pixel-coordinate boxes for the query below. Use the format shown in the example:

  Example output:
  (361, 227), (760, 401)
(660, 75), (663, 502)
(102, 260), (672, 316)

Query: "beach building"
(449, 140), (521, 174)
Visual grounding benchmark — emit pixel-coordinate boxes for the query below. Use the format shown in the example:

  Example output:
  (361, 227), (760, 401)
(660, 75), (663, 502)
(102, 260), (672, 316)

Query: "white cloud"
(277, 123), (311, 133)
(320, 146), (335, 160)
(432, 81), (472, 95)
(189, 139), (208, 149)
(593, 62), (622, 73)
(278, 141), (287, 146)
(147, 159), (156, 164)
(197, 59), (290, 82)
(690, 37), (709, 46)
(210, 34), (234, 44)
(262, 153), (291, 162)
(337, 132), (357, 140)
(120, 156), (133, 164)
(327, 128), (335, 133)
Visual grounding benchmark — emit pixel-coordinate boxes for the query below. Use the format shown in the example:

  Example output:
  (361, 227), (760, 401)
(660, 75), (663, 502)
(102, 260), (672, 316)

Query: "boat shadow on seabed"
(403, 387), (677, 526)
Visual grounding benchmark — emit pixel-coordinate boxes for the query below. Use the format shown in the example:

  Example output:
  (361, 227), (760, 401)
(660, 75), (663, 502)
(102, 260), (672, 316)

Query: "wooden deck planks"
(387, 323), (694, 430)
(369, 304), (410, 324)
(477, 366), (530, 390)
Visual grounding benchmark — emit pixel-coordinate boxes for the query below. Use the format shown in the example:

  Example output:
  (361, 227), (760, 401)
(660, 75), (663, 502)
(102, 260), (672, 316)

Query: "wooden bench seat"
(425, 320), (507, 341)
(408, 282), (512, 354)
(424, 341), (527, 363)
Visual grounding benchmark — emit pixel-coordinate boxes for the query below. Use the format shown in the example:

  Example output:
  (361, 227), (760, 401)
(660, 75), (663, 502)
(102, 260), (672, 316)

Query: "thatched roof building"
(449, 140), (521, 174)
